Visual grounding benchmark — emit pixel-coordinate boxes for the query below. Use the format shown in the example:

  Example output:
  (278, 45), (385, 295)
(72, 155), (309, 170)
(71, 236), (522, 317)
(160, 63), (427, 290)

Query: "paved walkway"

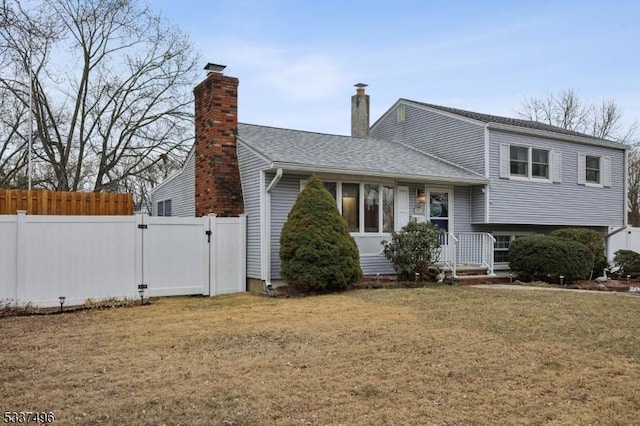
(471, 284), (640, 297)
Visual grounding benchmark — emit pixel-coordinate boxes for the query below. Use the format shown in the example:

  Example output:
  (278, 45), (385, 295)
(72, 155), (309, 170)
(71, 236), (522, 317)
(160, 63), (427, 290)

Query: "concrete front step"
(453, 274), (511, 285)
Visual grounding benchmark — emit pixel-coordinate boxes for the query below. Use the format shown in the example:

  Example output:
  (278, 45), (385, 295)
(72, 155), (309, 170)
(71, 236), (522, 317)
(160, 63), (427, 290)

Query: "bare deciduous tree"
(518, 89), (640, 225)
(518, 89), (637, 143)
(0, 0), (199, 205)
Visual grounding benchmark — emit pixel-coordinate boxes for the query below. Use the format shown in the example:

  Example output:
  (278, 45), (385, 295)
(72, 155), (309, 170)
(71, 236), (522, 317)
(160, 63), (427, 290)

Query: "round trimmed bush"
(509, 235), (594, 283)
(550, 227), (607, 276)
(381, 219), (442, 281)
(279, 174), (362, 292)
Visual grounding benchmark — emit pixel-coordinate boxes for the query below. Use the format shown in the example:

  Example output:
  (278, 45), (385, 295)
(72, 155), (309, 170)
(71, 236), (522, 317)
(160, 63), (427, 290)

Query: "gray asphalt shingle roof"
(403, 99), (627, 147)
(237, 123), (487, 183)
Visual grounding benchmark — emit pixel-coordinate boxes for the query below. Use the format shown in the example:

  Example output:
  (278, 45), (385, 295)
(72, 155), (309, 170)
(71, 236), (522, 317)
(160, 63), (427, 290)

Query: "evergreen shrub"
(279, 174), (362, 292)
(509, 235), (593, 283)
(381, 219), (442, 281)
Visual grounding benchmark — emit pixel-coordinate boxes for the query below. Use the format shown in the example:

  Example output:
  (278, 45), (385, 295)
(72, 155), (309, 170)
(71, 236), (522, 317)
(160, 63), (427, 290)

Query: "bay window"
(302, 179), (395, 234)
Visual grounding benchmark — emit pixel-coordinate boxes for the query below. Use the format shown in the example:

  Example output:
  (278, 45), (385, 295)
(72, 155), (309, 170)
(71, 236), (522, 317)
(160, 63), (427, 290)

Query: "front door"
(427, 187), (453, 263)
(396, 186), (410, 230)
(427, 187), (452, 233)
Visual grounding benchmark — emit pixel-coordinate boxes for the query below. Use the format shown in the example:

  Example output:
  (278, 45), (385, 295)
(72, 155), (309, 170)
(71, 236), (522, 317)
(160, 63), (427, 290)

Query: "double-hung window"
(509, 146), (549, 180)
(578, 153), (611, 187)
(502, 144), (559, 182)
(585, 155), (600, 184)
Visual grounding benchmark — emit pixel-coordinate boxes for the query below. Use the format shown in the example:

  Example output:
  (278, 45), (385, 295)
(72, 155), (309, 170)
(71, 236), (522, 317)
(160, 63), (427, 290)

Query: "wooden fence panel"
(0, 189), (133, 215)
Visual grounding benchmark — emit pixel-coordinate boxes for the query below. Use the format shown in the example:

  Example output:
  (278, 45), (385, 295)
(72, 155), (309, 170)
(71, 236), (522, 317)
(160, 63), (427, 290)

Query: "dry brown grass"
(1, 287), (640, 425)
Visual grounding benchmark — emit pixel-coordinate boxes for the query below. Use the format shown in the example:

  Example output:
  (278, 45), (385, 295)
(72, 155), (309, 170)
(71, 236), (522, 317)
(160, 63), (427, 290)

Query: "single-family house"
(152, 63), (628, 290)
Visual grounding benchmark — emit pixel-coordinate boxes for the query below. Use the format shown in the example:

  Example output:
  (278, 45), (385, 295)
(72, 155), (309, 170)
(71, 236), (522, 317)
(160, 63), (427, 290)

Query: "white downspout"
(264, 168), (283, 290)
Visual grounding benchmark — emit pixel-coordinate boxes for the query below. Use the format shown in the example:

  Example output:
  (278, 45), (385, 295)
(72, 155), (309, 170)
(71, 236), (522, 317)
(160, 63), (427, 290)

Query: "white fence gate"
(0, 212), (246, 307)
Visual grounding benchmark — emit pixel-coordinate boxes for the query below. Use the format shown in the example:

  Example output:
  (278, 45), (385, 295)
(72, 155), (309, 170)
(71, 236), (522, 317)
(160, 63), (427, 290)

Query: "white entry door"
(396, 186), (409, 230)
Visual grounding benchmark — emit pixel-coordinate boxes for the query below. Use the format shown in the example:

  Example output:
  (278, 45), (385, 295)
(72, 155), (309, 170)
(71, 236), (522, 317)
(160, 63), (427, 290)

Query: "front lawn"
(1, 287), (639, 425)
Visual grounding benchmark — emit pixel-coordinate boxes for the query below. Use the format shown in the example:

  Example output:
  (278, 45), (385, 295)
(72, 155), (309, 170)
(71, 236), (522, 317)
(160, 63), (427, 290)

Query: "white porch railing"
(439, 232), (496, 278)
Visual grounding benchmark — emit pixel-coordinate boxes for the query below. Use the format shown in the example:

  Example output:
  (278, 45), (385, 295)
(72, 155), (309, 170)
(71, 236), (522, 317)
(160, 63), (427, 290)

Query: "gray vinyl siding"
(407, 183), (423, 220)
(471, 223), (608, 237)
(488, 129), (625, 227)
(237, 144), (268, 279)
(470, 186), (486, 223)
(269, 173), (300, 280)
(151, 151), (195, 217)
(360, 255), (394, 276)
(269, 176), (423, 279)
(454, 186), (473, 233)
(371, 103), (486, 175)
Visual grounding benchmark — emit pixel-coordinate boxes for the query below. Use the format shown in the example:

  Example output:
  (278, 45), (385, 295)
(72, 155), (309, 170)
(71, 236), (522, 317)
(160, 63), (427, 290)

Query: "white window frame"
(300, 179), (395, 236)
(500, 144), (559, 183)
(156, 199), (172, 216)
(492, 232), (534, 270)
(509, 145), (551, 182)
(578, 153), (611, 188)
(426, 185), (454, 234)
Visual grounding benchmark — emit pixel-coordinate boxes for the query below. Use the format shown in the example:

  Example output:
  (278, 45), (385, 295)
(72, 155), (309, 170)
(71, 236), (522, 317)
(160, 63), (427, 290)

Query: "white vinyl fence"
(608, 226), (640, 261)
(0, 211), (246, 307)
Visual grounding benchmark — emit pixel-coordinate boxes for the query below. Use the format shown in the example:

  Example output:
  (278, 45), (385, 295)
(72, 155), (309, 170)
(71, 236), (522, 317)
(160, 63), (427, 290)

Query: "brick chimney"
(351, 83), (369, 138)
(194, 63), (244, 217)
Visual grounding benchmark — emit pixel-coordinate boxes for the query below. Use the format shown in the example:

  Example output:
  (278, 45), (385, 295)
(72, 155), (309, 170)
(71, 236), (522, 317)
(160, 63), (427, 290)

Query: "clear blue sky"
(153, 0), (640, 136)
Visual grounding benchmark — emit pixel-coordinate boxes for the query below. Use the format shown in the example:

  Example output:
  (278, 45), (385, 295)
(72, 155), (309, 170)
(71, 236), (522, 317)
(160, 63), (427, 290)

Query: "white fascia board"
(486, 123), (628, 150)
(268, 163), (489, 185)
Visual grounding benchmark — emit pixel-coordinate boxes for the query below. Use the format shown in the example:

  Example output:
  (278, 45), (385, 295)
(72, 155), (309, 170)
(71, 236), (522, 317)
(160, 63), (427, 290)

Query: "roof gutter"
(267, 163), (489, 185)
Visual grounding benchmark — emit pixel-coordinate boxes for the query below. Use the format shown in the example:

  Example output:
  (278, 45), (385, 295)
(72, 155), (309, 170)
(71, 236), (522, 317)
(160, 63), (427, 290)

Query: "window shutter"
(603, 156), (612, 187)
(552, 150), (562, 183)
(577, 153), (586, 185)
(499, 144), (510, 178)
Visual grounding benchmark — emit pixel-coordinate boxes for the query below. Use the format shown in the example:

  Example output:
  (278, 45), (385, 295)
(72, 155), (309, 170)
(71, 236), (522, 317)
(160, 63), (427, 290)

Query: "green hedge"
(550, 228), (607, 276)
(509, 235), (594, 283)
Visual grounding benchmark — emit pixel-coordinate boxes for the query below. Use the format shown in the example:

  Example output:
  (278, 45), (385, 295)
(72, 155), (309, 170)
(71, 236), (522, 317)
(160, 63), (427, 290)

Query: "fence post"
(135, 212), (146, 292)
(239, 214), (247, 291)
(15, 210), (27, 305)
(208, 214), (217, 296)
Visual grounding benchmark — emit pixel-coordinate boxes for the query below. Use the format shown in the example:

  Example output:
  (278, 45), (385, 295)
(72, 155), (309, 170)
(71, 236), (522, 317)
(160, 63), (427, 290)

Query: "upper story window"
(578, 153), (611, 188)
(157, 199), (172, 216)
(501, 143), (560, 183)
(509, 146), (549, 179)
(585, 155), (601, 184)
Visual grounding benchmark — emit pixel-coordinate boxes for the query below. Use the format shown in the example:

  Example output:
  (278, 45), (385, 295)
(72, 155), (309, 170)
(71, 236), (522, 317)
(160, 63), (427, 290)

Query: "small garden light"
(58, 296), (66, 312)
(137, 284), (147, 306)
(414, 272), (420, 284)
(376, 273), (380, 285)
(509, 273), (513, 284)
(559, 276), (565, 286)
(628, 275), (631, 284)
